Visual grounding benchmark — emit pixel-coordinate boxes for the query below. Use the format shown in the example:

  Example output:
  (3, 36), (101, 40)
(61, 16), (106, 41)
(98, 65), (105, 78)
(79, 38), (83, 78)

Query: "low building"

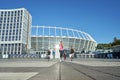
(112, 45), (120, 52)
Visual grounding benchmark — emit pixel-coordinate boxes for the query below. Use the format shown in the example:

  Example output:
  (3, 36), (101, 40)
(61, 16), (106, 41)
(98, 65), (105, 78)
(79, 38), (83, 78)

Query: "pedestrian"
(81, 48), (85, 54)
(47, 49), (51, 61)
(59, 41), (64, 62)
(70, 46), (74, 61)
(63, 51), (66, 61)
(52, 49), (55, 59)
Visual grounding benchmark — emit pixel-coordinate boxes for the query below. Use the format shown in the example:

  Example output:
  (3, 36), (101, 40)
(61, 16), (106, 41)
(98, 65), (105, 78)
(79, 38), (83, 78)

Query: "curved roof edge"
(31, 26), (97, 43)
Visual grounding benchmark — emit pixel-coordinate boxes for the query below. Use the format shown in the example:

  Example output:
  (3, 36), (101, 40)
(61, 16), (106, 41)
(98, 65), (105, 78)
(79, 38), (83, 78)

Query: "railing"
(0, 54), (42, 59)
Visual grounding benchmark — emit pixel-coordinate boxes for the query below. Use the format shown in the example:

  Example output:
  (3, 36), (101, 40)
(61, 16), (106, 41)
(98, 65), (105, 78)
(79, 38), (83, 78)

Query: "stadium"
(31, 26), (97, 58)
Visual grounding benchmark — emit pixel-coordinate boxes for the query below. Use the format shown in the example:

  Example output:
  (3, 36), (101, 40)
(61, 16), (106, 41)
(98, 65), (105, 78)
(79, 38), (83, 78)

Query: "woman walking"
(59, 41), (64, 62)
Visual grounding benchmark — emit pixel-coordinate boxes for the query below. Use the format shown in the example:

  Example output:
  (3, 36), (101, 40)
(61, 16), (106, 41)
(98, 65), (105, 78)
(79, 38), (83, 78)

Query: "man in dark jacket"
(47, 50), (51, 61)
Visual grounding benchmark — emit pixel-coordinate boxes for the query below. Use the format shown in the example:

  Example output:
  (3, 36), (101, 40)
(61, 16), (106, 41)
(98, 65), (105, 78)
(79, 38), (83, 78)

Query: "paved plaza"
(0, 59), (120, 80)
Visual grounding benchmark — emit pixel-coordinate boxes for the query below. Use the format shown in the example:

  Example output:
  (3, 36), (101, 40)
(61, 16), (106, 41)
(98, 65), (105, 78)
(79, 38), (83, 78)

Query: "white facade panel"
(0, 8), (32, 54)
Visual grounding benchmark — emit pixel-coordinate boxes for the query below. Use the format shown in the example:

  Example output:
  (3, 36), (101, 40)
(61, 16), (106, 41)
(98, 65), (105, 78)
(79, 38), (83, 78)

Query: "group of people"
(59, 41), (74, 61)
(47, 41), (75, 61)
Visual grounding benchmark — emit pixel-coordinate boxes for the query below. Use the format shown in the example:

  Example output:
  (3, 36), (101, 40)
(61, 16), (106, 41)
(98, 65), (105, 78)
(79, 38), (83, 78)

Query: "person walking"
(47, 49), (51, 61)
(52, 49), (55, 59)
(63, 51), (66, 61)
(59, 41), (64, 62)
(70, 46), (74, 61)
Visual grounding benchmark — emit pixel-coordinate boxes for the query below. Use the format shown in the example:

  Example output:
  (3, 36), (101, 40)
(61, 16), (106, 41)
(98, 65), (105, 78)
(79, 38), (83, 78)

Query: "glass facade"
(31, 26), (97, 53)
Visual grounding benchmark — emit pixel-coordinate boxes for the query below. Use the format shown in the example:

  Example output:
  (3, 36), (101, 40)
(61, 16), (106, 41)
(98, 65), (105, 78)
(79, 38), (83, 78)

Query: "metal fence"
(0, 54), (42, 59)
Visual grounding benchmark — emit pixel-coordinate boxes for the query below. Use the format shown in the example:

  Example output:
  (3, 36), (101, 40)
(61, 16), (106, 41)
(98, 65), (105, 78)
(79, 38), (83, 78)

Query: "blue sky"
(0, 0), (120, 43)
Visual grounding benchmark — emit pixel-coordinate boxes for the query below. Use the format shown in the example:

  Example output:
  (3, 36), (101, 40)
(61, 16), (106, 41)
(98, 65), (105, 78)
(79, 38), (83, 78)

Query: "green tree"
(111, 37), (120, 46)
(97, 37), (120, 49)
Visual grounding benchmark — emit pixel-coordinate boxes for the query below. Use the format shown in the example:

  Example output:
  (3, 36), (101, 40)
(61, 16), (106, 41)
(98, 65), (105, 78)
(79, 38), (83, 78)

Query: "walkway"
(0, 59), (120, 80)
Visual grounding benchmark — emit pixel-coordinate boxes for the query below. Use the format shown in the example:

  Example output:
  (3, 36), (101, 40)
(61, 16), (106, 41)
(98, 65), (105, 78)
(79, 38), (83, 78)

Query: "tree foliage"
(111, 37), (120, 46)
(97, 37), (120, 49)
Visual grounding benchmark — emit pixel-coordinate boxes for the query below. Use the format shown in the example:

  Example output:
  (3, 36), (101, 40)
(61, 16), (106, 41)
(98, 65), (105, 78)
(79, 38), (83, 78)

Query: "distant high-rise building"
(0, 8), (32, 54)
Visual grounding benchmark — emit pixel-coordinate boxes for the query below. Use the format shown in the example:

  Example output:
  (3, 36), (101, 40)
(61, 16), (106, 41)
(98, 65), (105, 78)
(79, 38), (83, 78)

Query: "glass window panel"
(75, 39), (80, 50)
(56, 29), (61, 36)
(63, 38), (68, 42)
(56, 37), (61, 43)
(38, 42), (42, 50)
(38, 27), (43, 36)
(50, 37), (55, 42)
(62, 29), (67, 37)
(31, 37), (36, 42)
(68, 30), (74, 37)
(44, 37), (49, 41)
(38, 37), (42, 42)
(44, 28), (49, 36)
(31, 27), (37, 36)
(50, 42), (55, 49)
(82, 33), (87, 40)
(74, 31), (79, 37)
(44, 41), (49, 49)
(87, 41), (91, 51)
(84, 40), (88, 50)
(85, 34), (90, 40)
(79, 32), (84, 39)
(79, 39), (85, 50)
(31, 42), (36, 50)
(50, 28), (55, 36)
(69, 38), (74, 47)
